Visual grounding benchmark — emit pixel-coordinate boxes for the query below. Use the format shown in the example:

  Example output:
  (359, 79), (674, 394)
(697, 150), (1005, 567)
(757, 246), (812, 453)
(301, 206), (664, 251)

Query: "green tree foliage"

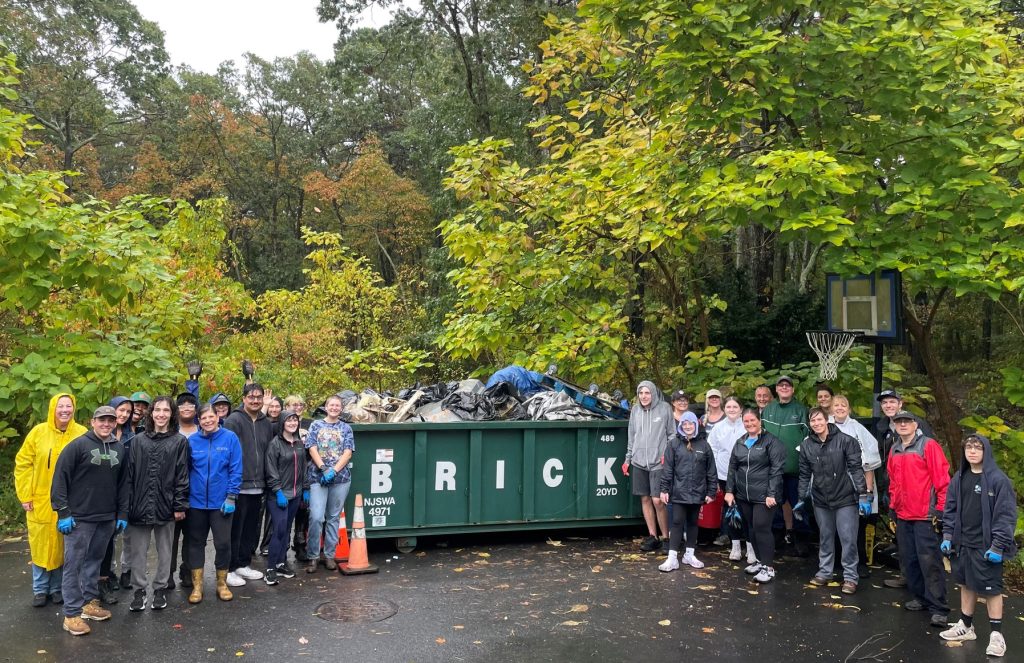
(441, 1), (1024, 455)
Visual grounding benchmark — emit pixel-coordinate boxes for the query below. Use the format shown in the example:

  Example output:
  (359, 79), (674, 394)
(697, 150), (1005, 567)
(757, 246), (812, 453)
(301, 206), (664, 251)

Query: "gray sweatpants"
(127, 522), (174, 595)
(814, 504), (859, 583)
(62, 520), (115, 617)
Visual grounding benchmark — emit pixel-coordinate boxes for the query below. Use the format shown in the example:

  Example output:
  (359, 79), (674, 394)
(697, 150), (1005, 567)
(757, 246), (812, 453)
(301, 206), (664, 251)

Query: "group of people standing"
(13, 371), (356, 638)
(625, 377), (1017, 658)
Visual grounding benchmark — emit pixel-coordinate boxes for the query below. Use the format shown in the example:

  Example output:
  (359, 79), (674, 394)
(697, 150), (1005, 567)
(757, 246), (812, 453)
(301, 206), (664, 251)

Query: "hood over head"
(677, 411), (701, 440)
(959, 434), (997, 475)
(635, 380), (665, 409)
(47, 392), (78, 432)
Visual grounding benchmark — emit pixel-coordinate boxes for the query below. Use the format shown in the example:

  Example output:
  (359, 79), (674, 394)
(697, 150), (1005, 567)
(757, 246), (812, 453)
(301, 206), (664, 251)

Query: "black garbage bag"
(441, 391), (496, 421)
(484, 382), (527, 421)
(398, 382), (455, 405)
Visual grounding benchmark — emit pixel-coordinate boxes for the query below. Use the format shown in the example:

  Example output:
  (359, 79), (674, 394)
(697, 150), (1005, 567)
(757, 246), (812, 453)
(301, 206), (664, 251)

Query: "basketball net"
(806, 331), (858, 380)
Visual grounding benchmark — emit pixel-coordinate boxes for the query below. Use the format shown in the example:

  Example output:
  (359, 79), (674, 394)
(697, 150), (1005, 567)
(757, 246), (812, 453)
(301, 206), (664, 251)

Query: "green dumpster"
(344, 420), (642, 549)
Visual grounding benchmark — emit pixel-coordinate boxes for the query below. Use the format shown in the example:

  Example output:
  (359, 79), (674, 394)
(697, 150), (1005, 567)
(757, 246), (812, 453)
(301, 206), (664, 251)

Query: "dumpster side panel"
(478, 429), (525, 523)
(423, 431), (471, 525)
(360, 427), (415, 529)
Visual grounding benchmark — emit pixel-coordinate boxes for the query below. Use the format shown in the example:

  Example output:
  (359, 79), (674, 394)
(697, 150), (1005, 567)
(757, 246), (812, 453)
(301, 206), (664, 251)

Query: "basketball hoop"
(806, 330), (859, 381)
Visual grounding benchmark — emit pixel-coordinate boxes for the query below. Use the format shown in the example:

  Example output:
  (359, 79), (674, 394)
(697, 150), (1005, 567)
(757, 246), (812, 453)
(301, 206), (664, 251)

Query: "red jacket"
(887, 432), (950, 521)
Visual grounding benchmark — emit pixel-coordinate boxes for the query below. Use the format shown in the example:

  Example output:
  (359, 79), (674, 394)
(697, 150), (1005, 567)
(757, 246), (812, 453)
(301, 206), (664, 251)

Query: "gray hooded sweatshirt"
(626, 380), (674, 470)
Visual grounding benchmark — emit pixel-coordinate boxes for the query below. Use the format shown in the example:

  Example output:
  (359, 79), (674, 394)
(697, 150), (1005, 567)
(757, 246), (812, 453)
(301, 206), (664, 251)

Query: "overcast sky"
(133, 0), (398, 72)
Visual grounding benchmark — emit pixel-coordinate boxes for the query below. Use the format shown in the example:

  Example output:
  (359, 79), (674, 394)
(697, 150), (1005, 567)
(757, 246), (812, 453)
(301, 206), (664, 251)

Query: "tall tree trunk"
(902, 289), (963, 467)
(982, 297), (993, 361)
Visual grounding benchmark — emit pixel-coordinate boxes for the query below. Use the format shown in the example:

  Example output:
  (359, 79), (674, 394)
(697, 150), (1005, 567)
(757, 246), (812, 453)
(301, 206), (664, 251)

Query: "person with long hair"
(658, 412), (717, 572)
(725, 408), (785, 583)
(305, 395), (355, 572)
(14, 394), (88, 607)
(706, 396), (751, 558)
(124, 397), (190, 611)
(186, 404), (242, 603)
(264, 411), (308, 585)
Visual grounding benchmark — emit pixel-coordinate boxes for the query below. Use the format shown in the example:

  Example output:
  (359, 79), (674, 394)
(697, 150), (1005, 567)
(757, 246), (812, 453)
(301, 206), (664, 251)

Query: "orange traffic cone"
(339, 494), (378, 575)
(333, 508), (350, 562)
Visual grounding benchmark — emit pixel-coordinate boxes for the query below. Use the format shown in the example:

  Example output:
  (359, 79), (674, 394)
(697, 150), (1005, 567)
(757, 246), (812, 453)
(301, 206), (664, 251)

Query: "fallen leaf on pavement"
(436, 637), (446, 645)
(702, 627), (715, 634)
(821, 603), (861, 611)
(591, 565), (603, 573)
(547, 539), (564, 547)
(569, 604), (589, 613)
(453, 568), (465, 572)
(454, 625), (465, 630)
(476, 552), (490, 558)
(172, 624), (183, 629)
(693, 585), (716, 591)
(658, 619), (671, 626)
(746, 590), (759, 595)
(944, 641), (963, 648)
(560, 620), (585, 626)
(298, 637), (308, 645)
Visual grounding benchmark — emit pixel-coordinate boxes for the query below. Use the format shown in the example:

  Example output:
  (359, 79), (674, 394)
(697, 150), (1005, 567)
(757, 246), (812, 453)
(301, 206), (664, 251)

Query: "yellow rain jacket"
(14, 393), (88, 570)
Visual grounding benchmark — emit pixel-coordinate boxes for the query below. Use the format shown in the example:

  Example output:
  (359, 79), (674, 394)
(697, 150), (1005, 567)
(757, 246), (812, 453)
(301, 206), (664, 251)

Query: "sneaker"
(129, 589), (146, 612)
(119, 570), (131, 589)
(930, 613), (950, 628)
(32, 593), (48, 608)
(276, 563), (296, 579)
(939, 619), (976, 642)
(754, 566), (776, 583)
(746, 544), (758, 565)
(883, 576), (907, 589)
(81, 599), (112, 621)
(713, 534), (730, 546)
(903, 599), (925, 611)
(639, 536), (660, 552)
(306, 559), (318, 574)
(108, 574), (120, 591)
(235, 566), (264, 580)
(729, 542), (742, 561)
(260, 547), (269, 557)
(658, 557), (679, 573)
(681, 553), (705, 569)
(225, 571), (246, 587)
(325, 558), (338, 571)
(63, 616), (91, 636)
(660, 538), (670, 553)
(50, 591), (63, 605)
(264, 569), (279, 586)
(744, 562), (762, 575)
(98, 579), (118, 605)
(986, 631), (1006, 657)
(152, 590), (167, 610)
(809, 576), (829, 587)
(841, 581), (857, 595)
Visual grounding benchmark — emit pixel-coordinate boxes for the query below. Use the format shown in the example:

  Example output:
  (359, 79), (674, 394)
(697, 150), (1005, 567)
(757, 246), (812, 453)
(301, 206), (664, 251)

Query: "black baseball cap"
(670, 390), (688, 402)
(892, 410), (916, 422)
(876, 389), (901, 402)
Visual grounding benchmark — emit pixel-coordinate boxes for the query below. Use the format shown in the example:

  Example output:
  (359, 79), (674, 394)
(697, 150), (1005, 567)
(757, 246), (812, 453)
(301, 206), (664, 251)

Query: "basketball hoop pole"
(873, 343), (884, 417)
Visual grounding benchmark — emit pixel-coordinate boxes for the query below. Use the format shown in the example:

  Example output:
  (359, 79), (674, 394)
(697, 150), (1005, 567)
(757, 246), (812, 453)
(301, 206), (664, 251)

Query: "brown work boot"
(325, 558), (338, 571)
(188, 569), (204, 604)
(81, 599), (111, 621)
(215, 570), (233, 601)
(63, 616), (91, 636)
(883, 576), (907, 589)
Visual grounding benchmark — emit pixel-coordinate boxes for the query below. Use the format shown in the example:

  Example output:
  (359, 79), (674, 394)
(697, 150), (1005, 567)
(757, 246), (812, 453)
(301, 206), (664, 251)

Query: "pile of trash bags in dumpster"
(325, 365), (628, 424)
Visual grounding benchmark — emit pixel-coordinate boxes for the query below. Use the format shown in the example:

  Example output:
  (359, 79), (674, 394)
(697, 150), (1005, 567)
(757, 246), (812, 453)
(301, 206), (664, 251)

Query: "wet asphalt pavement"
(1, 529), (1020, 662)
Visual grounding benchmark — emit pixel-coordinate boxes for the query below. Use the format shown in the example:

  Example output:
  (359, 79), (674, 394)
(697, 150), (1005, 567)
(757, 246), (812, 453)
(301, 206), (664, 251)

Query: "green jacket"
(761, 399), (808, 475)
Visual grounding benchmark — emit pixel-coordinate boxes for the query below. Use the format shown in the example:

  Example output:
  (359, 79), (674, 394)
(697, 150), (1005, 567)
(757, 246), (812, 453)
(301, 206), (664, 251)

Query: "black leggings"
(738, 500), (776, 566)
(669, 503), (701, 553)
(188, 508), (233, 571)
(171, 514), (191, 578)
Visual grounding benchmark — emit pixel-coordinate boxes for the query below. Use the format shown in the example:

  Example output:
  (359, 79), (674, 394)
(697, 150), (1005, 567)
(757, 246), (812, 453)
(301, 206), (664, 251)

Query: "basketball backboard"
(825, 269), (904, 344)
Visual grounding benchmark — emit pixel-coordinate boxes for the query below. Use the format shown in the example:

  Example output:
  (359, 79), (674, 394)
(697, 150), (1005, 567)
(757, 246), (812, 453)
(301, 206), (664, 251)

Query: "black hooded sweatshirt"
(224, 407), (274, 491)
(51, 431), (129, 522)
(941, 435), (1018, 557)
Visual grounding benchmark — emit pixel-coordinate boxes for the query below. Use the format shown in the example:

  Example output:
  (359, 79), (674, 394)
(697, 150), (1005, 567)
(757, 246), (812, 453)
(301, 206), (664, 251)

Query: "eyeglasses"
(245, 393), (264, 400)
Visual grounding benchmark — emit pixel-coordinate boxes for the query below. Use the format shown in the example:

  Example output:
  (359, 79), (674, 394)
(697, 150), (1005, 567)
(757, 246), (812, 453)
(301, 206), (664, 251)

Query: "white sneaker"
(681, 553), (705, 569)
(986, 631), (1006, 657)
(225, 571), (246, 587)
(746, 543), (758, 565)
(754, 566), (776, 583)
(939, 619), (976, 642)
(729, 541), (742, 561)
(659, 556), (680, 573)
(236, 566), (264, 580)
(744, 562), (762, 575)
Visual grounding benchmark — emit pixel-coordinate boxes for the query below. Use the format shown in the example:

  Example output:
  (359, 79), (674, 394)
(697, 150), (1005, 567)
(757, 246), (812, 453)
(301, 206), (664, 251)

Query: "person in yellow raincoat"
(14, 393), (88, 607)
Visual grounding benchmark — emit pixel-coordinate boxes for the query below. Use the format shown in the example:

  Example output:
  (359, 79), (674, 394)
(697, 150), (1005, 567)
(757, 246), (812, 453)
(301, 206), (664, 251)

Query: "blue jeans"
(268, 496), (301, 569)
(62, 520), (115, 617)
(307, 481), (350, 559)
(32, 564), (63, 595)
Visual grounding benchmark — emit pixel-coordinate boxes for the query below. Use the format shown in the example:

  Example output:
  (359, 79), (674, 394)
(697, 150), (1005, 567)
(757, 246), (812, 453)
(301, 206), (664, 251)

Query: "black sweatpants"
(896, 518), (948, 615)
(738, 499), (776, 566)
(188, 508), (233, 571)
(230, 493), (263, 570)
(669, 503), (701, 553)
(171, 513), (191, 579)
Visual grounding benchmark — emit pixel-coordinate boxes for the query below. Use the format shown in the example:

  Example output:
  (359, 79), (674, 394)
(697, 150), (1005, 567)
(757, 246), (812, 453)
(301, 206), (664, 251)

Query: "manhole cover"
(315, 597), (398, 623)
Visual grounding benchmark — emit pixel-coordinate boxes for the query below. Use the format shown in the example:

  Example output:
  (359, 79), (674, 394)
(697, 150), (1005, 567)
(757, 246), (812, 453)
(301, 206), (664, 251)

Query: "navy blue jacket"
(187, 426), (242, 510)
(942, 435), (1018, 557)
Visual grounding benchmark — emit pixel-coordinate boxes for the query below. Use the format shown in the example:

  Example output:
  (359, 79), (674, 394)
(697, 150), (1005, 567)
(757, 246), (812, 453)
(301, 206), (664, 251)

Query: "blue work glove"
(57, 516), (76, 534)
(940, 540), (952, 556)
(275, 490), (288, 509)
(220, 496), (236, 515)
(302, 489), (310, 505)
(859, 496), (872, 517)
(320, 467), (336, 485)
(984, 549), (1003, 564)
(792, 500), (806, 522)
(116, 519), (128, 533)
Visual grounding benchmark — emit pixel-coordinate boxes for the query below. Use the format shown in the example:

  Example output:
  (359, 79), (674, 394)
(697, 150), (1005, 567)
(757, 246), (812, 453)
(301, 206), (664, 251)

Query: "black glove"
(241, 359), (255, 379)
(187, 359), (203, 379)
